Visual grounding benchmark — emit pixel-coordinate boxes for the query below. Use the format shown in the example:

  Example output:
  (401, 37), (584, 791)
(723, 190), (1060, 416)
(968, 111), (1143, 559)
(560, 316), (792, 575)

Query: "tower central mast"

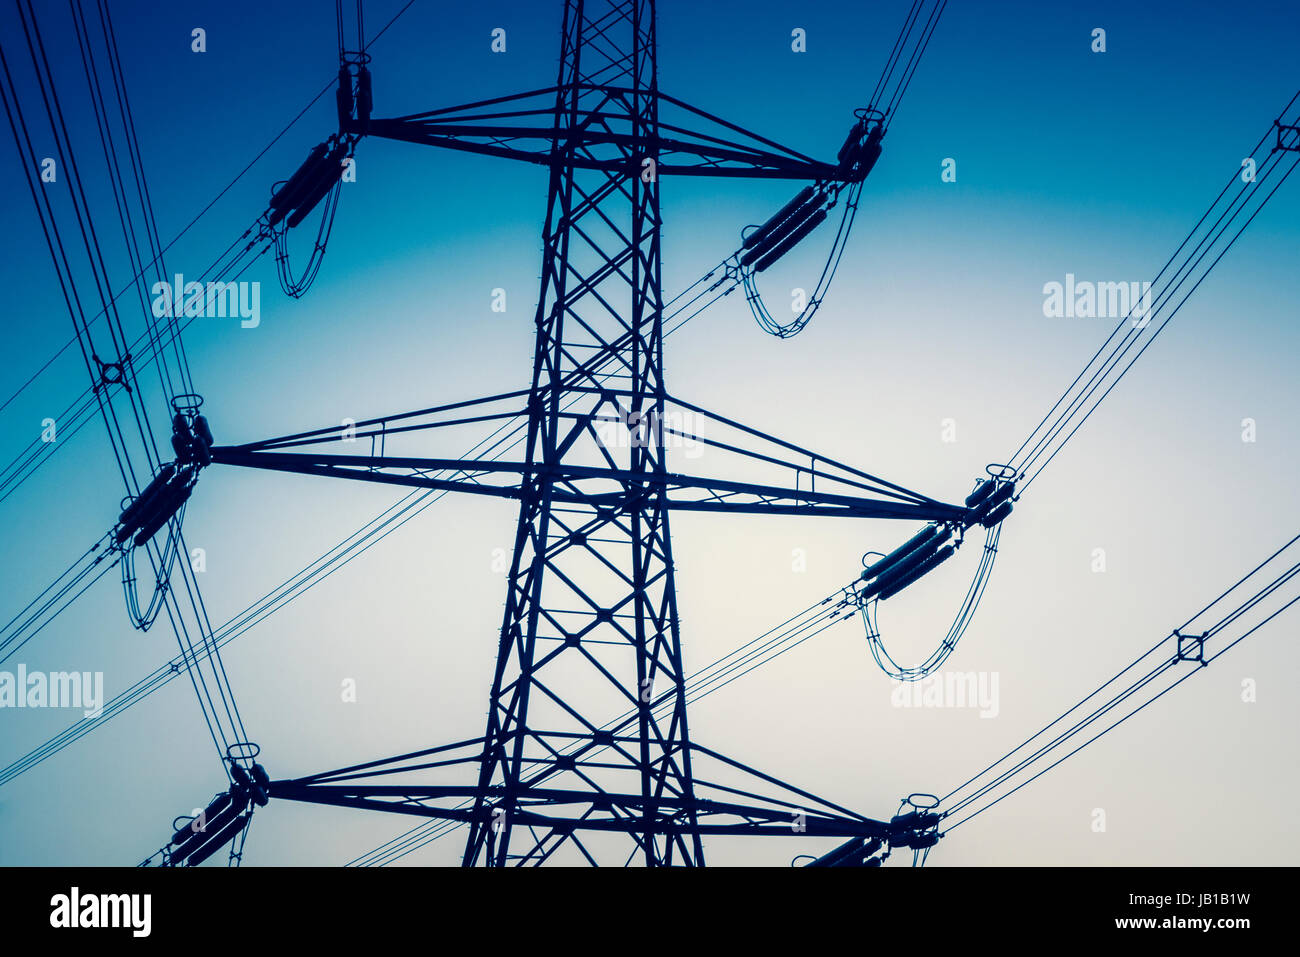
(465, 0), (702, 866)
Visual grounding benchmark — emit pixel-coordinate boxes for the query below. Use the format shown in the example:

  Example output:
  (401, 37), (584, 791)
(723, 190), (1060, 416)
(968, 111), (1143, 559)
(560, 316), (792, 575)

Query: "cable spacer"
(94, 356), (130, 393)
(1274, 120), (1300, 153)
(1174, 630), (1208, 667)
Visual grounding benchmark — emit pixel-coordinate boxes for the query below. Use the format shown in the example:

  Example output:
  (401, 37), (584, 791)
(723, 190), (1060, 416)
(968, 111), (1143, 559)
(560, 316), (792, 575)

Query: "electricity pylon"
(210, 0), (981, 865)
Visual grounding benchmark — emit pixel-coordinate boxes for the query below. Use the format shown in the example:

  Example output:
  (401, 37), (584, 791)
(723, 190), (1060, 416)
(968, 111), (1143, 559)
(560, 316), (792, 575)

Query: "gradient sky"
(1, 0), (1298, 867)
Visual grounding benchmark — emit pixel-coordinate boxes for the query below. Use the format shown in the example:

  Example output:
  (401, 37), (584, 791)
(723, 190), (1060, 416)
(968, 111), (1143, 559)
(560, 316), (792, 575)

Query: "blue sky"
(1, 0), (1298, 866)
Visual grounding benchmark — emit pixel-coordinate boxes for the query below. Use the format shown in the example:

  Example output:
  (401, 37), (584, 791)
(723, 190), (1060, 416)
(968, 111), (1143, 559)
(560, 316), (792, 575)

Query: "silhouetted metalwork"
(162, 0), (972, 866)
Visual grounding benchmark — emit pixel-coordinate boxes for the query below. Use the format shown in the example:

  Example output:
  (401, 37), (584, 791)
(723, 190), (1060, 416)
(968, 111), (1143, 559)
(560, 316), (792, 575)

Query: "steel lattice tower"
(208, 0), (980, 866)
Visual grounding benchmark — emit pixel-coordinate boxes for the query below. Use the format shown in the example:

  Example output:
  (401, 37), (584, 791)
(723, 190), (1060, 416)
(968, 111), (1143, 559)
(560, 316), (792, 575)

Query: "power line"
(1008, 91), (1300, 491)
(936, 535), (1300, 832)
(0, 0), (422, 418)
